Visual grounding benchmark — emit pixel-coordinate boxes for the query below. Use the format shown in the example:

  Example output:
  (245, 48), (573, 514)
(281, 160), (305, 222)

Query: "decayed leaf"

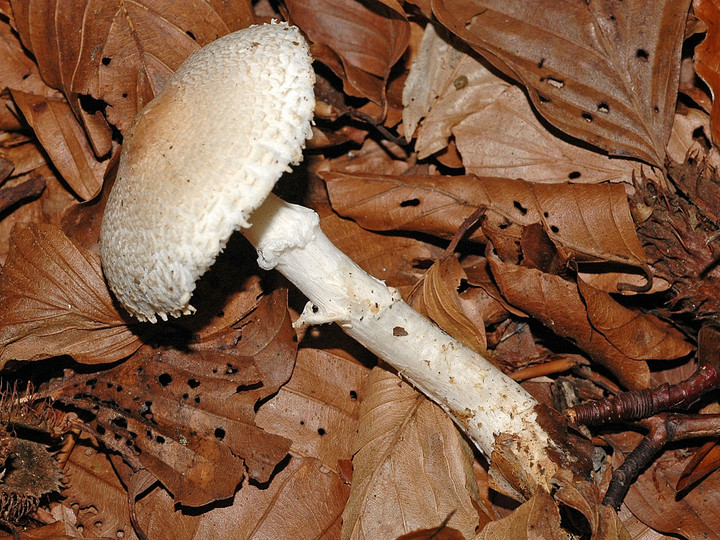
(0, 16), (56, 96)
(342, 367), (482, 540)
(11, 90), (107, 200)
(694, 0), (720, 147)
(323, 172), (647, 269)
(474, 487), (564, 539)
(409, 256), (487, 355)
(454, 85), (648, 185)
(10, 0), (254, 136)
(433, 0), (691, 166)
(287, 0), (409, 104)
(0, 222), (141, 366)
(402, 22), (510, 158)
(193, 457), (349, 539)
(487, 252), (651, 389)
(577, 277), (692, 361)
(48, 290), (296, 507)
(256, 346), (369, 475)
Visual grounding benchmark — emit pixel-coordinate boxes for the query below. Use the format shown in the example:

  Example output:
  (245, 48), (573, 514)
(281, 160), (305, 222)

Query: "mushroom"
(100, 21), (571, 499)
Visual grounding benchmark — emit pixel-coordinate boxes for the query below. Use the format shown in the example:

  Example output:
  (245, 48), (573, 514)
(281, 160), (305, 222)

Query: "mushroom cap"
(100, 22), (315, 322)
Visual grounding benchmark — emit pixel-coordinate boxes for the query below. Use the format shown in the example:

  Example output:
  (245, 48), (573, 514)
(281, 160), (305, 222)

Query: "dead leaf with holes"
(433, 0), (691, 166)
(45, 289), (296, 507)
(323, 172), (648, 271)
(342, 367), (485, 540)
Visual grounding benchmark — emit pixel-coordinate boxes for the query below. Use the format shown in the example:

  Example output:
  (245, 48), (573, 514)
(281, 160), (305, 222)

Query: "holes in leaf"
(537, 58), (545, 68)
(609, 14), (616, 21)
(300, 420), (305, 426)
(155, 435), (165, 444)
(543, 211), (549, 218)
(317, 428), (326, 436)
(568, 171), (581, 180)
(182, 393), (189, 399)
(635, 48), (649, 61)
(96, 425), (106, 435)
(101, 57), (112, 66)
(550, 225), (560, 233)
(116, 385), (123, 392)
(194, 396), (201, 404)
(214, 427), (226, 440)
(513, 200), (528, 215)
(158, 373), (172, 387)
(597, 102), (610, 113)
(111, 417), (127, 429)
(225, 364), (238, 375)
(85, 378), (97, 389)
(187, 379), (200, 389)
(400, 198), (420, 207)
(653, 106), (659, 113)
(538, 94), (551, 103)
(582, 112), (593, 122)
(235, 382), (263, 393)
(186, 30), (197, 41)
(349, 390), (358, 400)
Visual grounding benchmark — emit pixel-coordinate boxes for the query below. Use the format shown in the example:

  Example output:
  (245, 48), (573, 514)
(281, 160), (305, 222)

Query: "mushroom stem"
(243, 192), (558, 497)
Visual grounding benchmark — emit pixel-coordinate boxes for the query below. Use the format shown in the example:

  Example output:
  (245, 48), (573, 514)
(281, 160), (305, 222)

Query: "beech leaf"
(48, 290), (297, 507)
(323, 172), (647, 269)
(0, 223), (141, 366)
(475, 487), (564, 539)
(432, 0), (691, 166)
(342, 367), (482, 540)
(11, 90), (106, 200)
(694, 0), (720, 147)
(286, 0), (409, 103)
(10, 0), (255, 135)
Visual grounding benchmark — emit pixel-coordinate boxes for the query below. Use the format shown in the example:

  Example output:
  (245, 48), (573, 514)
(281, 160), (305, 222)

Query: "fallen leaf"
(454, 85), (647, 185)
(342, 367), (483, 540)
(487, 252), (651, 389)
(0, 16), (56, 96)
(48, 290), (296, 507)
(433, 0), (691, 166)
(0, 223), (141, 366)
(287, 0), (409, 104)
(474, 487), (564, 539)
(10, 0), (255, 136)
(402, 22), (510, 158)
(323, 172), (648, 269)
(11, 90), (108, 200)
(694, 0), (720, 147)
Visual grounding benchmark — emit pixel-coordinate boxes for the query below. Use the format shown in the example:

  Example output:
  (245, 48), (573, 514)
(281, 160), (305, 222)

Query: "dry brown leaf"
(487, 252), (650, 389)
(342, 367), (483, 540)
(409, 256), (487, 355)
(256, 346), (369, 474)
(609, 433), (720, 539)
(433, 0), (691, 166)
(11, 90), (107, 200)
(577, 277), (693, 361)
(323, 172), (647, 269)
(454, 85), (647, 185)
(402, 22), (510, 158)
(694, 0), (720, 147)
(0, 17), (57, 97)
(287, 0), (409, 104)
(48, 290), (296, 507)
(193, 457), (349, 539)
(473, 487), (564, 539)
(0, 222), (141, 366)
(10, 0), (254, 137)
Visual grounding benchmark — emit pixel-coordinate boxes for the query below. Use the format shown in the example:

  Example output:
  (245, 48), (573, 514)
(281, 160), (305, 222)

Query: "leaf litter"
(0, 0), (718, 538)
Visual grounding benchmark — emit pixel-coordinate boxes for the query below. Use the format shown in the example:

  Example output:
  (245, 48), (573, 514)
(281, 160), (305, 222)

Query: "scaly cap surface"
(100, 22), (315, 322)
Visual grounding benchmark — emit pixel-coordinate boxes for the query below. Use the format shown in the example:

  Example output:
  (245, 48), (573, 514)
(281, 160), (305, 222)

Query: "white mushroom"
(100, 21), (570, 499)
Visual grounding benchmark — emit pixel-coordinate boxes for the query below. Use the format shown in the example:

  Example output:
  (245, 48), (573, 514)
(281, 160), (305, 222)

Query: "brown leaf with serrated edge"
(694, 0), (720, 147)
(409, 256), (487, 355)
(11, 90), (107, 200)
(323, 172), (647, 269)
(577, 277), (692, 361)
(342, 368), (483, 540)
(287, 0), (409, 104)
(476, 487), (564, 540)
(48, 290), (296, 507)
(256, 347), (369, 475)
(193, 457), (349, 539)
(0, 223), (141, 366)
(433, 0), (690, 166)
(10, 0), (254, 138)
(487, 252), (650, 389)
